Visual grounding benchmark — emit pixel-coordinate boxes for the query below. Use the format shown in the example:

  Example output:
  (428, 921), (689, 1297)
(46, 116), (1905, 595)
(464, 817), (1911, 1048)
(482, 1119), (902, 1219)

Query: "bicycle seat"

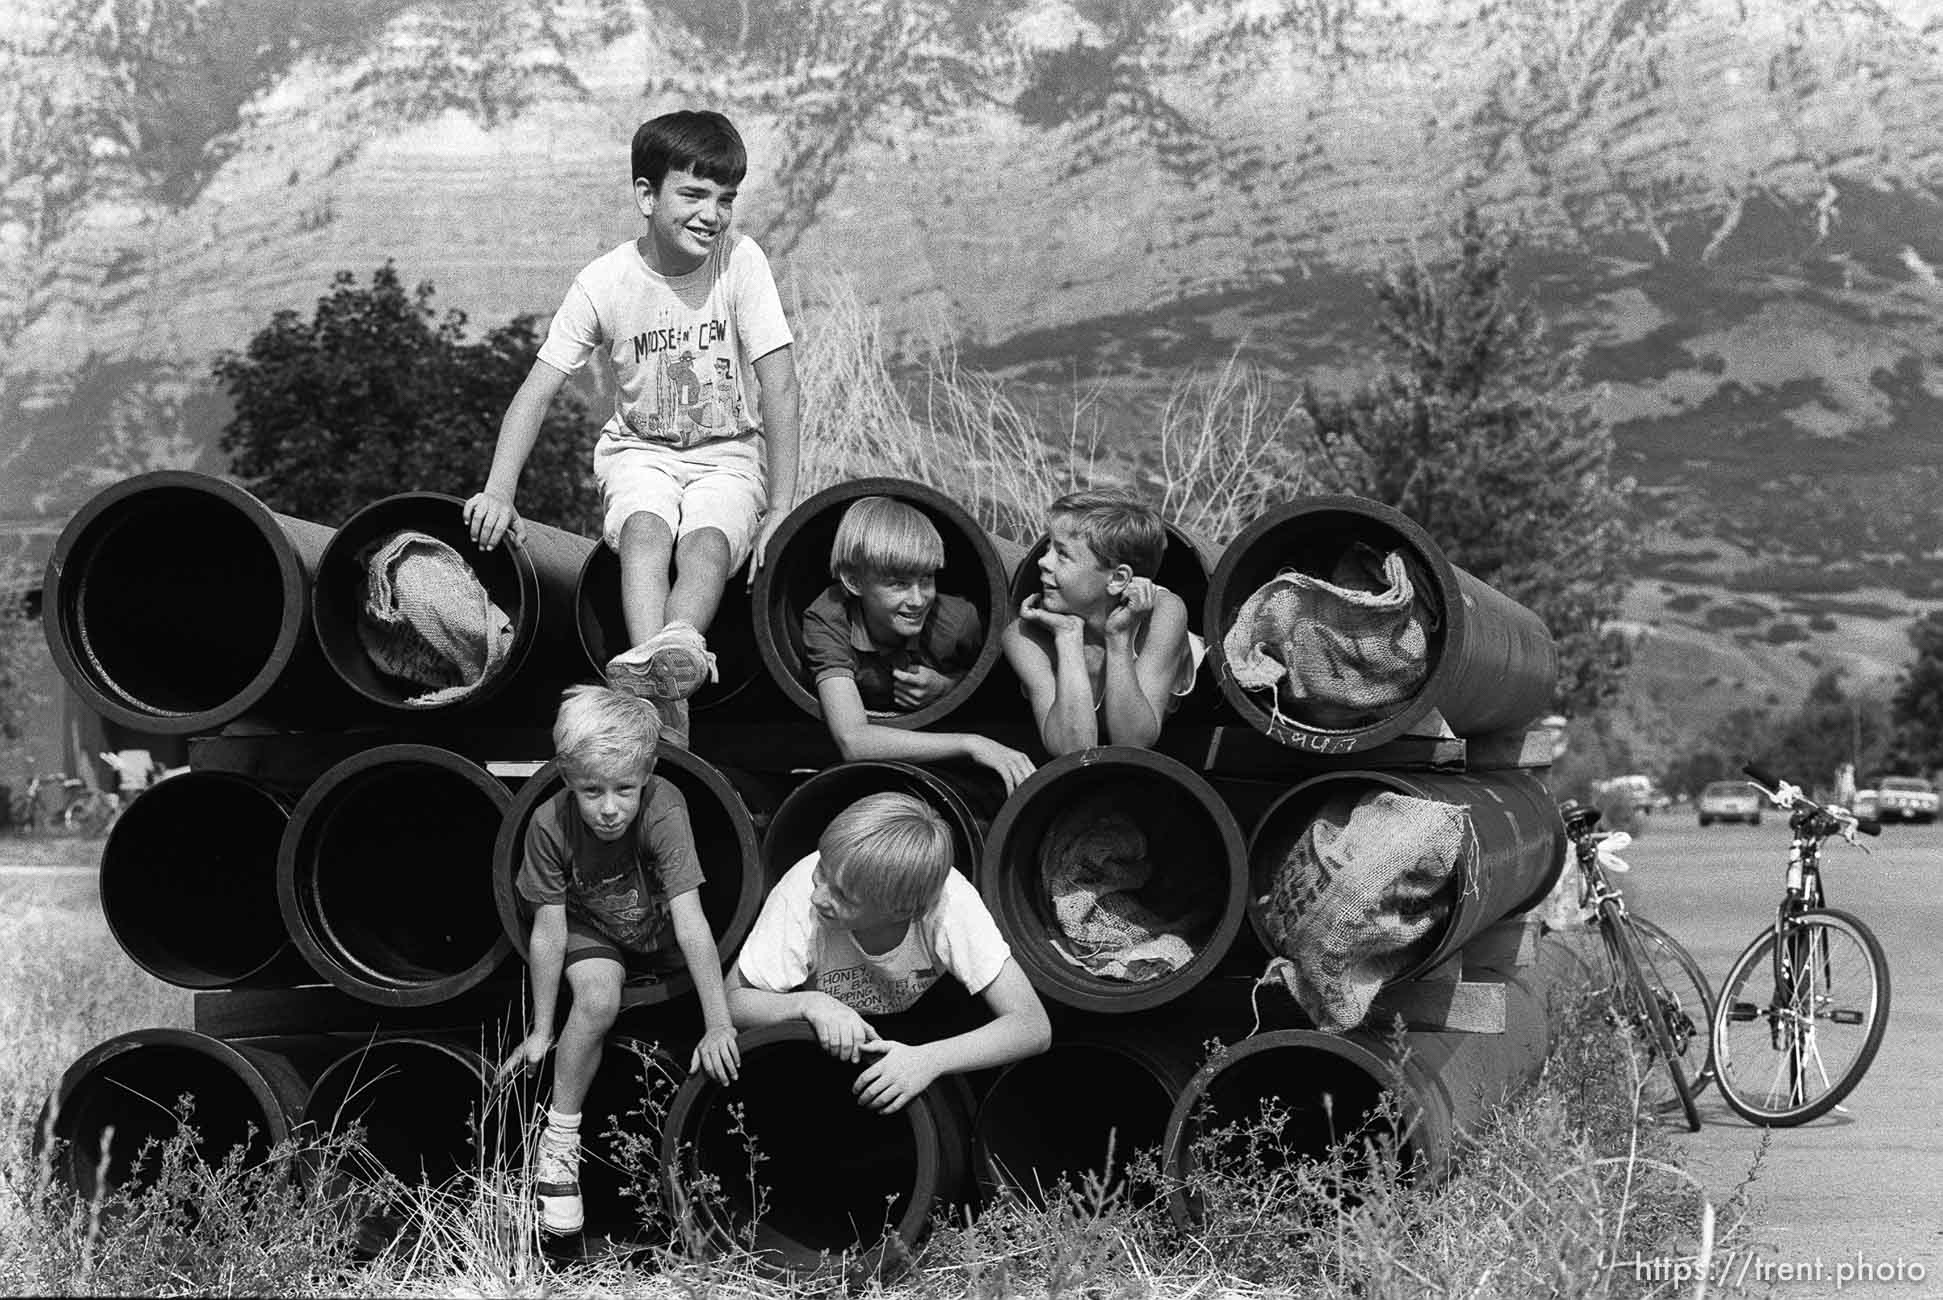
(1557, 800), (1602, 835)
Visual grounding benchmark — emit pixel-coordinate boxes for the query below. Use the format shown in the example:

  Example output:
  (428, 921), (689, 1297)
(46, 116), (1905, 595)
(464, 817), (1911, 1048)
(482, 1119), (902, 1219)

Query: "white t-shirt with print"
(536, 233), (792, 452)
(736, 854), (1012, 1016)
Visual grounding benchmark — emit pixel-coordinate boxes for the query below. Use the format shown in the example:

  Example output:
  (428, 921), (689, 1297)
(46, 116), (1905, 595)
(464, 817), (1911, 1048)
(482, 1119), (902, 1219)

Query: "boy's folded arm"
(1101, 589), (1189, 748)
(816, 677), (994, 768)
(1003, 620), (1097, 755)
(909, 959), (1051, 1077)
(723, 962), (836, 1028)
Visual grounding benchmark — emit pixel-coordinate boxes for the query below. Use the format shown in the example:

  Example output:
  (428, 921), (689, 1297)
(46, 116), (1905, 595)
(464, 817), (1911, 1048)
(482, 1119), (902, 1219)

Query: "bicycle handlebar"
(1741, 765), (1882, 837)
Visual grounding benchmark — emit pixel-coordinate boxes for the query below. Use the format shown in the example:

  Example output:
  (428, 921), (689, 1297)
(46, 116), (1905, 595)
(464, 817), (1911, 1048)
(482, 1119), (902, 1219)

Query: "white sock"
(544, 1108), (581, 1143)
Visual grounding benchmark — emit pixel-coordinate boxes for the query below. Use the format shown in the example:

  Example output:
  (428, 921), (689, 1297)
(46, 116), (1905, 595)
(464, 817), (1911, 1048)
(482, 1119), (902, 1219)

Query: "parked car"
(1597, 774), (1672, 815)
(1697, 780), (1762, 827)
(1859, 775), (1938, 824)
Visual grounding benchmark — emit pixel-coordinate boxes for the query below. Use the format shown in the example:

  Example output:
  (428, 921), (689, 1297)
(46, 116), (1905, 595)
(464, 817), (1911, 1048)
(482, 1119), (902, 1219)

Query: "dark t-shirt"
(515, 780), (704, 957)
(799, 583), (983, 711)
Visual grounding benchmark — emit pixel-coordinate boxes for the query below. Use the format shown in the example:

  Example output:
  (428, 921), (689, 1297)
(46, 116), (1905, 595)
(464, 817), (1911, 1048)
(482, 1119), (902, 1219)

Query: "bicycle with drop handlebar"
(1709, 764), (1891, 1127)
(1559, 799), (1714, 1132)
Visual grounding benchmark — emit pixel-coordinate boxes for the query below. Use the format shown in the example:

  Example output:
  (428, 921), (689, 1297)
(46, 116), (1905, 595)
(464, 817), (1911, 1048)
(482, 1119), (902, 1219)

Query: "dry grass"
(792, 269), (1315, 549)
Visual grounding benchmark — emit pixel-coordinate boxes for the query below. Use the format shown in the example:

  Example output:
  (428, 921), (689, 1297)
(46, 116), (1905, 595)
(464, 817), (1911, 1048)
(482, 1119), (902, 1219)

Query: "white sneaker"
(534, 1133), (582, 1236)
(605, 620), (716, 701)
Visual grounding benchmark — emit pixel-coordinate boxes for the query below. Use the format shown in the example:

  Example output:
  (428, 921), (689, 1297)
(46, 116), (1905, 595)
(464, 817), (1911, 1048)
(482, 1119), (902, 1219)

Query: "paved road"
(1620, 815), (1941, 1298)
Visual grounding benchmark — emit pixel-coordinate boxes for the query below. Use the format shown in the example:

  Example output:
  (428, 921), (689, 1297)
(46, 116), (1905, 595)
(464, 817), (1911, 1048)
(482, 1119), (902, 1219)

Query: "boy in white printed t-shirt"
(465, 109), (801, 748)
(726, 792), (1051, 1114)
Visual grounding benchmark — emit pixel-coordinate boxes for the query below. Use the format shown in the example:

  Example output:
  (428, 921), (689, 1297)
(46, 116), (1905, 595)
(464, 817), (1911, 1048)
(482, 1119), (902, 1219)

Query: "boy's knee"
(617, 511), (675, 557)
(675, 527), (730, 566)
(567, 966), (625, 1026)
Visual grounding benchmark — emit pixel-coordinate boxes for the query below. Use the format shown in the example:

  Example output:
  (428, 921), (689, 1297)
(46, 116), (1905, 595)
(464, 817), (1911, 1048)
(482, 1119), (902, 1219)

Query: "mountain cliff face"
(5, 0), (1942, 707)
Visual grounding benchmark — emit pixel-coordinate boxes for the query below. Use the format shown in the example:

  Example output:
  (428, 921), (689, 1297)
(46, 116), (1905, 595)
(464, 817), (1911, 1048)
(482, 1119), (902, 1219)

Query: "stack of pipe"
(41, 471), (1574, 1271)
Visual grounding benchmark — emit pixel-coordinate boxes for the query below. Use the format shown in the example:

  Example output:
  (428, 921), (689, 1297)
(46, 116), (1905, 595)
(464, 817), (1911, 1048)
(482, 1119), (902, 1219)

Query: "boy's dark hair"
(1047, 489), (1168, 579)
(631, 110), (747, 190)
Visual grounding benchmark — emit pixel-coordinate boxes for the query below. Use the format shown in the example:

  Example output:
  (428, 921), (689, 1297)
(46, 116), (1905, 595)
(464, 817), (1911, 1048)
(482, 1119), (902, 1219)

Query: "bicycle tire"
(1631, 915), (1717, 1090)
(1598, 904), (1703, 1131)
(1711, 908), (1890, 1127)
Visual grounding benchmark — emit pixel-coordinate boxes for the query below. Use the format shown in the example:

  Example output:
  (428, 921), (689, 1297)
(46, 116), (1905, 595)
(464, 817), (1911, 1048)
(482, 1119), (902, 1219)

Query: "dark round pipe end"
(279, 744), (515, 1006)
(980, 747), (1246, 1013)
(659, 1021), (969, 1275)
(43, 1029), (307, 1200)
(43, 472), (318, 733)
(750, 478), (1011, 728)
(1244, 769), (1567, 985)
(973, 1035), (1197, 1206)
(311, 492), (537, 714)
(101, 771), (305, 988)
(301, 1037), (498, 1189)
(1204, 495), (1457, 752)
(1163, 1030), (1422, 1229)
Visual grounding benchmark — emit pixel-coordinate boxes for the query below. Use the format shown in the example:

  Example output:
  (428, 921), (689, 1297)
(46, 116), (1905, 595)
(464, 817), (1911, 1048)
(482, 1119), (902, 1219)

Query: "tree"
(214, 264), (600, 532)
(1890, 610), (1943, 773)
(1301, 208), (1642, 716)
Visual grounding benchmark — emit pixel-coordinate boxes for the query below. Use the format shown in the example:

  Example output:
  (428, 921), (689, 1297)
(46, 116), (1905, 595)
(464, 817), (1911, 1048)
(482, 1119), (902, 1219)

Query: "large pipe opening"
(974, 1039), (1194, 1206)
(1008, 520), (1218, 719)
(43, 473), (324, 732)
(1164, 1033), (1417, 1228)
(302, 1038), (500, 1190)
(1244, 770), (1565, 1005)
(311, 493), (539, 713)
(661, 1024), (966, 1272)
(45, 1030), (306, 1201)
(750, 477), (1010, 728)
(280, 746), (514, 1006)
(493, 753), (765, 1004)
(981, 748), (1246, 1012)
(761, 759), (998, 887)
(1206, 496), (1555, 750)
(100, 771), (304, 988)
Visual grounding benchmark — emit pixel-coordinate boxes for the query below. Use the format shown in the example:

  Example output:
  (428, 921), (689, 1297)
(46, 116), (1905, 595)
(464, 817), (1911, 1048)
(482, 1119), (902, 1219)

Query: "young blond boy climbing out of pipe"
(726, 791), (1050, 1113)
(499, 684), (738, 1236)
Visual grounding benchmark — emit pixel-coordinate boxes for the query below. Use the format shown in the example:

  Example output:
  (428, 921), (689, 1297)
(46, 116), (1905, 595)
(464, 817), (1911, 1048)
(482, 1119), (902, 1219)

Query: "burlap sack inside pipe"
(356, 531), (515, 706)
(1222, 542), (1433, 729)
(1256, 789), (1470, 1032)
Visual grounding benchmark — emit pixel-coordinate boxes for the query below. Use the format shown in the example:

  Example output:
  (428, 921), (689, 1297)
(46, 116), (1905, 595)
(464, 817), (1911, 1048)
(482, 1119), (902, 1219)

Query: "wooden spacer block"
(1463, 727), (1560, 772)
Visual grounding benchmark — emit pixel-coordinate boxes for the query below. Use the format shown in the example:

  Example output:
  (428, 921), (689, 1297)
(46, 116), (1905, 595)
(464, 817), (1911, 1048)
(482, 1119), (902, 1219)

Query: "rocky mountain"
(6, 0), (1943, 716)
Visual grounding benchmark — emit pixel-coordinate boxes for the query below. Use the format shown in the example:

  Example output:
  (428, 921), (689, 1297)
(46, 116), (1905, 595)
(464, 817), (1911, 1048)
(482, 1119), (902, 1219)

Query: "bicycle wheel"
(1597, 906), (1703, 1131)
(1631, 915), (1716, 1090)
(1712, 908), (1890, 1127)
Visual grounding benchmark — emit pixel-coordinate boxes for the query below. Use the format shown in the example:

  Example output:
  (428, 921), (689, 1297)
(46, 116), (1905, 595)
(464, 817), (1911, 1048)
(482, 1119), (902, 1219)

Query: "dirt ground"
(0, 832), (105, 870)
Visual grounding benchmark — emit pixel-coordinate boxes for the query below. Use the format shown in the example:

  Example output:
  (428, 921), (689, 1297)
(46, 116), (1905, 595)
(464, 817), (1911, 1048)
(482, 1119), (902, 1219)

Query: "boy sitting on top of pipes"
(463, 109), (802, 749)
(1001, 489), (1205, 755)
(800, 495), (1035, 793)
(726, 792), (1051, 1113)
(500, 684), (739, 1237)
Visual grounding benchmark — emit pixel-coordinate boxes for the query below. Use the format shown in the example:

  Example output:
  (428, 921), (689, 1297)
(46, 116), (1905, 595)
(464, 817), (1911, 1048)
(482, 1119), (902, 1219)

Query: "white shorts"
(593, 433), (767, 570)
